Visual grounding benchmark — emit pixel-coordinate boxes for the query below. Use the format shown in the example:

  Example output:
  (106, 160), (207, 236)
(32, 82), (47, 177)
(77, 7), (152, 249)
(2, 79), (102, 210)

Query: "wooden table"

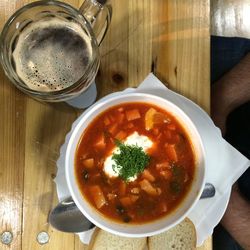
(0, 0), (210, 249)
(211, 0), (250, 39)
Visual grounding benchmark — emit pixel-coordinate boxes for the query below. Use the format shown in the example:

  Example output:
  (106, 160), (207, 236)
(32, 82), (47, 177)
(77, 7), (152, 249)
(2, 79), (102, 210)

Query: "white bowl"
(65, 92), (206, 237)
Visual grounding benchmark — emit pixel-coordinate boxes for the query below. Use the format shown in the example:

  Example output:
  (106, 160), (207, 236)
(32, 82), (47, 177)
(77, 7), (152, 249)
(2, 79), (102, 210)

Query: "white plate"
(55, 74), (231, 246)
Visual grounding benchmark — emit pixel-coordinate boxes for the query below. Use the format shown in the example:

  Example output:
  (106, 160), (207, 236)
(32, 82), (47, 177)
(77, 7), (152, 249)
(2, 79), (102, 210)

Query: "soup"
(75, 102), (195, 224)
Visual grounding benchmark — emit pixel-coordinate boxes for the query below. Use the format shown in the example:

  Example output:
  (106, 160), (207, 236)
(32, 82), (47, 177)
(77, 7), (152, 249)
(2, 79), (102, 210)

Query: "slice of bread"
(88, 228), (147, 250)
(148, 218), (196, 250)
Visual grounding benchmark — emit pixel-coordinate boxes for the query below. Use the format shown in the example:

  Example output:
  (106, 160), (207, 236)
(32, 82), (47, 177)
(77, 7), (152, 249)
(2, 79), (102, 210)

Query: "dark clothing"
(211, 36), (250, 250)
(211, 36), (250, 83)
(213, 225), (244, 250)
(227, 103), (250, 201)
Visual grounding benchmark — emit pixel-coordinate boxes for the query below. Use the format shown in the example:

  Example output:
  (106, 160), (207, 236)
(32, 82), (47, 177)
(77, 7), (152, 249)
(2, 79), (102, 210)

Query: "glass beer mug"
(0, 0), (111, 108)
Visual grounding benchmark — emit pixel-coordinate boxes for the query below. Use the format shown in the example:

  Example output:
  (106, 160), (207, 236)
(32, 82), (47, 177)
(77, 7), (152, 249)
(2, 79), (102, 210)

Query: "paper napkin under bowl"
(55, 73), (250, 246)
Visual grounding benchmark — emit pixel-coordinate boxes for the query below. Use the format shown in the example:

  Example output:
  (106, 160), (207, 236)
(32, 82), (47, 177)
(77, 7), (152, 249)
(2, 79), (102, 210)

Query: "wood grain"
(0, 65), (26, 250)
(0, 0), (210, 249)
(0, 2), (26, 249)
(99, 0), (210, 112)
(211, 0), (250, 39)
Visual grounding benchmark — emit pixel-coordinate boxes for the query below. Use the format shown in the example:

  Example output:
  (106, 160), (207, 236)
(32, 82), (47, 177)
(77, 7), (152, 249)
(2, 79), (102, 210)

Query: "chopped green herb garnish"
(112, 140), (150, 181)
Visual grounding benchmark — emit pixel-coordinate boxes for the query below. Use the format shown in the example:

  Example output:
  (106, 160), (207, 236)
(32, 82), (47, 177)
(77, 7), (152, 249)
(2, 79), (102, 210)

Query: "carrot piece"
(165, 144), (178, 162)
(120, 197), (131, 206)
(145, 108), (157, 130)
(131, 187), (140, 194)
(167, 123), (176, 130)
(173, 133), (180, 144)
(116, 112), (125, 124)
(97, 158), (105, 169)
(94, 134), (106, 149)
(154, 112), (169, 124)
(107, 193), (117, 201)
(153, 128), (159, 135)
(168, 133), (181, 145)
(120, 195), (138, 206)
(164, 130), (172, 140)
(156, 161), (170, 170)
(92, 173), (101, 181)
(115, 130), (127, 140)
(157, 133), (162, 140)
(130, 195), (139, 202)
(125, 109), (141, 121)
(89, 185), (106, 209)
(156, 187), (162, 195)
(109, 115), (115, 122)
(104, 116), (111, 126)
(139, 179), (160, 196)
(160, 170), (172, 180)
(126, 122), (134, 128)
(79, 153), (88, 161)
(119, 181), (127, 196)
(141, 169), (155, 182)
(82, 158), (94, 169)
(108, 123), (118, 135)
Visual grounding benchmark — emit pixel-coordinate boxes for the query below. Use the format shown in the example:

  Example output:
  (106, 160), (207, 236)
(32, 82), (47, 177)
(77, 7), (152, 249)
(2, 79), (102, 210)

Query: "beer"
(12, 18), (93, 92)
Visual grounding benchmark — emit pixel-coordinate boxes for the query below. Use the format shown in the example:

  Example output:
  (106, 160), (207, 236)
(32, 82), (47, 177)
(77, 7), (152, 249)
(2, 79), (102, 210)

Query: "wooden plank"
(127, 0), (153, 85)
(21, 99), (77, 250)
(99, 0), (210, 111)
(18, 2), (81, 250)
(97, 0), (130, 96)
(0, 1), (26, 250)
(211, 0), (250, 39)
(176, 0), (210, 112)
(0, 65), (26, 250)
(151, 0), (210, 112)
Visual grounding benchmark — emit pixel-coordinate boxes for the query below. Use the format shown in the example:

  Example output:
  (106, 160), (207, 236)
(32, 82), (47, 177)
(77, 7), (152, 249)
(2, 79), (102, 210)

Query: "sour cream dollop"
(103, 132), (153, 181)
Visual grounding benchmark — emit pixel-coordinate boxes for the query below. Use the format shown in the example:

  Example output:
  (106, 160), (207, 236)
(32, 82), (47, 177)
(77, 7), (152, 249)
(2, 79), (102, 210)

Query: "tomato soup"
(75, 102), (195, 224)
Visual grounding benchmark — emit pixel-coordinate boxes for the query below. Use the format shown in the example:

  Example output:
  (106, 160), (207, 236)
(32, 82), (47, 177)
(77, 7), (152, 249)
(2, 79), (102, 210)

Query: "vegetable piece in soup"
(75, 102), (195, 223)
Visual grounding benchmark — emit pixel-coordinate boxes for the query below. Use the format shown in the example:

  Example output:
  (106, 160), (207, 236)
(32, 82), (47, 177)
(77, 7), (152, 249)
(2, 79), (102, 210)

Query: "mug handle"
(79, 0), (112, 45)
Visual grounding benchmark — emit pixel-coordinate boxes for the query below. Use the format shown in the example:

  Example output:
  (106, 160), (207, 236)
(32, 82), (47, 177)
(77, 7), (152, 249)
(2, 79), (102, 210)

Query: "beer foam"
(12, 18), (93, 92)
